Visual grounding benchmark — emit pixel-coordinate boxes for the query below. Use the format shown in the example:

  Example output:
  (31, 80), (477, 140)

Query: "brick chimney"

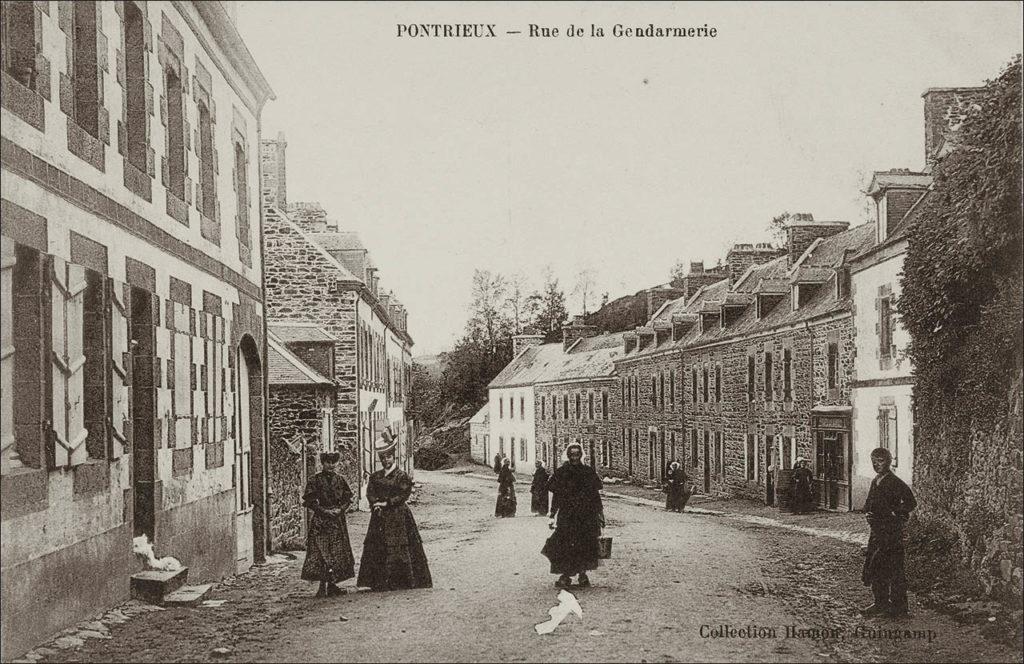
(562, 315), (598, 351)
(922, 87), (985, 167)
(287, 201), (330, 233)
(260, 132), (287, 209)
(785, 214), (849, 266)
(725, 243), (784, 284)
(680, 261), (729, 299)
(512, 332), (545, 356)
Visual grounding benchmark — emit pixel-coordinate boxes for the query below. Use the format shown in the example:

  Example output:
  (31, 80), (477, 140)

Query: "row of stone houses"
(483, 85), (980, 515)
(260, 135), (413, 546)
(1, 2), (274, 657)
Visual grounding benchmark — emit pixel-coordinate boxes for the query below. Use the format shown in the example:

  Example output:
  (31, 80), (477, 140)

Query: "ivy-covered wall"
(900, 57), (1022, 604)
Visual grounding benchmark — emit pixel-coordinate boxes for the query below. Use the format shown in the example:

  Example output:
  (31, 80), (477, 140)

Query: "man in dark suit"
(860, 447), (917, 617)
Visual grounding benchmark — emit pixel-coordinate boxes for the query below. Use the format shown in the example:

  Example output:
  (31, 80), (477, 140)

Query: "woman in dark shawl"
(790, 457), (816, 513)
(356, 437), (432, 591)
(542, 442), (604, 589)
(300, 452), (356, 597)
(663, 461), (690, 512)
(530, 460), (550, 516)
(495, 458), (517, 517)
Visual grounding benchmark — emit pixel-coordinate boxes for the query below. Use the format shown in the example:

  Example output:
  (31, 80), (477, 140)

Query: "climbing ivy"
(899, 56), (1022, 510)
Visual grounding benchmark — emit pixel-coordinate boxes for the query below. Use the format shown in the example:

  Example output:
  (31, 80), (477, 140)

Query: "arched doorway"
(235, 335), (266, 572)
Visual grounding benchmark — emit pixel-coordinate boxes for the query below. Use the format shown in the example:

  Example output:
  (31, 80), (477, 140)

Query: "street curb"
(446, 469), (868, 547)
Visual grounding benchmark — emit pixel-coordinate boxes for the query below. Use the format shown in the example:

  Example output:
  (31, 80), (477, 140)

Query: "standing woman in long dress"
(495, 457), (517, 517)
(357, 435), (432, 591)
(300, 452), (356, 597)
(663, 461), (690, 512)
(530, 460), (551, 516)
(542, 442), (604, 588)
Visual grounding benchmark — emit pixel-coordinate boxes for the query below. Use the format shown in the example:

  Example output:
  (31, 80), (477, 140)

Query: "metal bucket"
(598, 536), (613, 559)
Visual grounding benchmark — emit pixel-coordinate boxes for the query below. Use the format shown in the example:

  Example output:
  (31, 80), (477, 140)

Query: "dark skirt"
(542, 515), (601, 575)
(531, 489), (549, 515)
(300, 516), (355, 583)
(665, 486), (690, 512)
(862, 521), (905, 585)
(357, 505), (432, 591)
(495, 486), (517, 517)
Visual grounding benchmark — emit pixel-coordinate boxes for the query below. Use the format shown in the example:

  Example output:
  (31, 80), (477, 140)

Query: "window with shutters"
(82, 269), (112, 460)
(2, 244), (50, 473)
(563, 394), (568, 420)
(520, 395), (525, 420)
(551, 394), (556, 421)
(651, 375), (657, 408)
(195, 98), (215, 224)
(71, 2), (100, 138)
(602, 391), (608, 420)
(660, 372), (665, 410)
(764, 351), (773, 401)
(783, 348), (793, 401)
(827, 342), (840, 391)
(877, 405), (898, 467)
(234, 141), (251, 259)
(745, 434), (755, 480)
(164, 66), (186, 206)
(121, 0), (152, 199)
(499, 397), (503, 419)
(715, 364), (722, 403)
(691, 367), (697, 403)
(690, 429), (698, 469)
(575, 393), (581, 420)
(717, 432), (725, 479)
(879, 295), (893, 359)
(540, 396), (546, 420)
(669, 370), (675, 409)
(1, 0), (50, 130)
(588, 392), (594, 420)
(702, 366), (709, 403)
(747, 355), (755, 402)
(50, 258), (89, 467)
(509, 395), (514, 420)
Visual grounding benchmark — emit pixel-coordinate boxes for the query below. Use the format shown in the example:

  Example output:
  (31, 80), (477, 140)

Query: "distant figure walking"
(790, 456), (815, 513)
(495, 458), (518, 517)
(357, 436), (432, 591)
(861, 447), (916, 618)
(542, 443), (604, 589)
(493, 451), (502, 474)
(300, 452), (355, 597)
(530, 460), (551, 516)
(663, 461), (690, 512)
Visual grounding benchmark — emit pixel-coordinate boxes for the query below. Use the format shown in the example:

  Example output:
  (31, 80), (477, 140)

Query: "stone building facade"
(261, 147), (413, 509)
(266, 326), (336, 550)
(469, 404), (490, 466)
(610, 221), (872, 511)
(0, 2), (273, 658)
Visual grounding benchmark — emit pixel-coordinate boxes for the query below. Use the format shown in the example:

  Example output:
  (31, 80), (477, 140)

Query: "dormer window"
(836, 267), (851, 299)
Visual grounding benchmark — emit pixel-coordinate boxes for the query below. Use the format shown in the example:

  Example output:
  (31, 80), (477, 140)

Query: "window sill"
(1, 71), (46, 131)
(200, 214), (221, 245)
(67, 119), (105, 172)
(123, 156), (153, 202)
(166, 189), (189, 225)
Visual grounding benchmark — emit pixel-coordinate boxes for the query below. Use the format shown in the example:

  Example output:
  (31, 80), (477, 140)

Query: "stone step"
(130, 568), (189, 605)
(163, 584), (214, 607)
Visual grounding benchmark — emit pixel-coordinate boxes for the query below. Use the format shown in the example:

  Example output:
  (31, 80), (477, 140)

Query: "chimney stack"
(512, 332), (546, 356)
(725, 243), (783, 284)
(922, 87), (985, 167)
(785, 214), (849, 266)
(679, 261), (728, 299)
(260, 132), (288, 210)
(562, 316), (599, 351)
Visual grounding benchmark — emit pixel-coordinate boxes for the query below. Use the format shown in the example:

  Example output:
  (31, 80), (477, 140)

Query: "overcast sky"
(236, 1), (1021, 356)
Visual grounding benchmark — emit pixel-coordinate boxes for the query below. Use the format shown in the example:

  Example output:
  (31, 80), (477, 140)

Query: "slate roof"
(866, 171), (931, 196)
(307, 231), (365, 252)
(469, 404), (489, 425)
(488, 333), (625, 389)
(268, 322), (337, 344)
(618, 223), (875, 361)
(267, 334), (334, 386)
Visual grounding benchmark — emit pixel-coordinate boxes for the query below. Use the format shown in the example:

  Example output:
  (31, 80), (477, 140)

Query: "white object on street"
(201, 600), (227, 608)
(588, 630), (605, 636)
(132, 535), (183, 571)
(534, 590), (583, 635)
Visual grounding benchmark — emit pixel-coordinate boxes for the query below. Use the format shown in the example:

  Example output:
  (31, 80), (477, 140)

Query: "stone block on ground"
(130, 568), (189, 605)
(163, 584), (214, 607)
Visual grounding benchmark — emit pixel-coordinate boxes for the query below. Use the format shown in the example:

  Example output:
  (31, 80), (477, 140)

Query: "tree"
(504, 272), (537, 335)
(767, 211), (790, 246)
(465, 269), (511, 352)
(528, 268), (568, 342)
(670, 260), (688, 288)
(572, 268), (598, 315)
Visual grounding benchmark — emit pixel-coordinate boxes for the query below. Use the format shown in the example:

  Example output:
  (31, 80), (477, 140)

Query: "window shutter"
(1, 245), (19, 471)
(109, 280), (130, 458)
(50, 259), (89, 467)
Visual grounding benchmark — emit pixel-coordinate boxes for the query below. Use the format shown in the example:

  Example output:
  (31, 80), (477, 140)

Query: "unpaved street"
(35, 470), (1019, 663)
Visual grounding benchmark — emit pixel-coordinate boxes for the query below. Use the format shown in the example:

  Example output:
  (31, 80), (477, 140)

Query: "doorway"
(703, 432), (711, 493)
(812, 414), (851, 511)
(659, 432), (666, 481)
(235, 336), (266, 572)
(131, 287), (156, 540)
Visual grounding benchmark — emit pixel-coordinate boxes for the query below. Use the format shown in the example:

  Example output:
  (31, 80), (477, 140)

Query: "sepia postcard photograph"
(0, 1), (1021, 662)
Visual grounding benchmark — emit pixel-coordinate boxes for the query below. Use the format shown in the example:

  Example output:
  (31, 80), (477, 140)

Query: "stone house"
(469, 403), (490, 466)
(848, 86), (984, 508)
(613, 244), (782, 486)
(487, 335), (555, 472)
(533, 328), (624, 474)
(266, 325), (337, 550)
(0, 1), (273, 657)
(261, 139), (413, 508)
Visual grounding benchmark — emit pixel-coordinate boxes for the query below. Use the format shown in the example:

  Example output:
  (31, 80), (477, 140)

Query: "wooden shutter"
(109, 280), (130, 458)
(1, 244), (18, 470)
(51, 258), (88, 467)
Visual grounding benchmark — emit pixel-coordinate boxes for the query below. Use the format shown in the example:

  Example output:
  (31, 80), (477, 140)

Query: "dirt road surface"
(30, 470), (1020, 663)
